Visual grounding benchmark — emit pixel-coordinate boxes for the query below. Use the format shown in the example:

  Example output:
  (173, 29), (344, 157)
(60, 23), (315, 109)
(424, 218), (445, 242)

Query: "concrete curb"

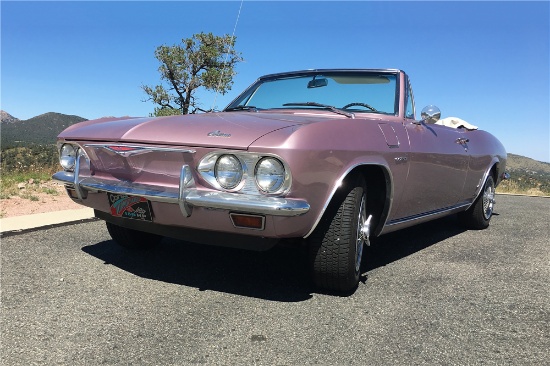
(0, 194), (546, 236)
(496, 192), (550, 198)
(0, 208), (95, 234)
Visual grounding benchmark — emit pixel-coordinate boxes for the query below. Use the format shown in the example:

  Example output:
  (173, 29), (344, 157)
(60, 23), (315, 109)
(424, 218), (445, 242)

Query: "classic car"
(53, 69), (508, 292)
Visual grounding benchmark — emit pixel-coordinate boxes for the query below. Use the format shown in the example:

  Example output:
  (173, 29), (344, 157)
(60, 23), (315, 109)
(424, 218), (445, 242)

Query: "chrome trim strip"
(185, 191), (309, 216)
(380, 203), (469, 236)
(56, 149), (89, 201)
(257, 68), (401, 81)
(80, 178), (180, 203)
(179, 165), (193, 217)
(52, 171), (76, 187)
(386, 203), (470, 227)
(73, 151), (84, 200)
(84, 144), (196, 155)
(52, 171), (309, 217)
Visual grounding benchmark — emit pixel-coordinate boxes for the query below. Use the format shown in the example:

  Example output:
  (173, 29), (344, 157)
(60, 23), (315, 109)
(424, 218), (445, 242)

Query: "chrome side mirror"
(420, 105), (441, 124)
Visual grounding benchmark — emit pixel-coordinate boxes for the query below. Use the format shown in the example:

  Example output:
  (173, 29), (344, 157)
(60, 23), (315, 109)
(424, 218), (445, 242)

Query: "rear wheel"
(308, 174), (369, 293)
(459, 175), (495, 229)
(106, 222), (162, 249)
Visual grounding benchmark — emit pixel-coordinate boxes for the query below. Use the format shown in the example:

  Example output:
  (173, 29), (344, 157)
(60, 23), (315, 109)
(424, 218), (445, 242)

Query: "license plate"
(108, 193), (153, 222)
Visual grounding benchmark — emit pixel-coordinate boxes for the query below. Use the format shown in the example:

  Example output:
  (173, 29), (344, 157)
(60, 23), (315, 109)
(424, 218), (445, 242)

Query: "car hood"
(58, 112), (331, 149)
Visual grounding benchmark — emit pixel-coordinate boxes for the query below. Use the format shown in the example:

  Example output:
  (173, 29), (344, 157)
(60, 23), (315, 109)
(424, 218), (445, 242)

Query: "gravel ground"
(1, 195), (549, 365)
(0, 182), (81, 218)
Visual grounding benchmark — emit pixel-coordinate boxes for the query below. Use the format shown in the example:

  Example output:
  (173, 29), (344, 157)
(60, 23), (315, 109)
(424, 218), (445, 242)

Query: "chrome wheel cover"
(355, 194), (367, 273)
(482, 180), (495, 220)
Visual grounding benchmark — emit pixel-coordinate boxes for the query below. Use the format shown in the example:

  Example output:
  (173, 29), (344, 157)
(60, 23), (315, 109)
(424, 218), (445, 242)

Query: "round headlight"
(60, 144), (77, 171)
(215, 155), (243, 190)
(255, 157), (285, 193)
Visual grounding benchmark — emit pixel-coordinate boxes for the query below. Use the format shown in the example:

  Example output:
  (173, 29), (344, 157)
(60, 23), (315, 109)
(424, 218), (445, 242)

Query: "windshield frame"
(224, 69), (402, 117)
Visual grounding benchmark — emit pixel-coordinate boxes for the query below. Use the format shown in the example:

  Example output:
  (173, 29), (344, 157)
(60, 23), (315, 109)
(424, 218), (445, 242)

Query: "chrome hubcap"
(482, 182), (495, 220)
(355, 194), (371, 272)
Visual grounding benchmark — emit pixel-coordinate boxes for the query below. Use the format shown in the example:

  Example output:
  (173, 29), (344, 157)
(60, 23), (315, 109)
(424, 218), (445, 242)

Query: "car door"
(394, 121), (470, 220)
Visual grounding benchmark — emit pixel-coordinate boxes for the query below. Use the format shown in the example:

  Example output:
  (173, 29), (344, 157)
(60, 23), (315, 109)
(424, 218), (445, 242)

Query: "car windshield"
(226, 71), (398, 115)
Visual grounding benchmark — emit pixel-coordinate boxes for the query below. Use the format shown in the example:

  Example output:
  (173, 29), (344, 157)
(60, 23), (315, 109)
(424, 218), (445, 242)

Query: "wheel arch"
(466, 158), (500, 211)
(303, 163), (393, 239)
(492, 158), (508, 186)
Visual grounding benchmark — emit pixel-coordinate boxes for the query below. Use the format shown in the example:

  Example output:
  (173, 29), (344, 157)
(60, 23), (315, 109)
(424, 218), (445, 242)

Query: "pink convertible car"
(53, 69), (507, 292)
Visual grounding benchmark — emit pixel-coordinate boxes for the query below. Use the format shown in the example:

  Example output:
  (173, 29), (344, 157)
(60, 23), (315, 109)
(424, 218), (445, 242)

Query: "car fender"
(466, 156), (501, 210)
(303, 157), (394, 239)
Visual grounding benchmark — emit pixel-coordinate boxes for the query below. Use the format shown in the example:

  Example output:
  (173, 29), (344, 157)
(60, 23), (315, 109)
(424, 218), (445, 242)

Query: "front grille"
(82, 144), (195, 189)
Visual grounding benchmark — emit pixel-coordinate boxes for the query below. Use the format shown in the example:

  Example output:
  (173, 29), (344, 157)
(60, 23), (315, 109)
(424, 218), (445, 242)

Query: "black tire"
(459, 175), (495, 230)
(308, 174), (368, 292)
(106, 222), (162, 250)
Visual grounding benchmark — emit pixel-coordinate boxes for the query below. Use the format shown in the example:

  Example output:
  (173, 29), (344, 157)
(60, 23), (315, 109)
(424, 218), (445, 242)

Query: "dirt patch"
(0, 181), (83, 218)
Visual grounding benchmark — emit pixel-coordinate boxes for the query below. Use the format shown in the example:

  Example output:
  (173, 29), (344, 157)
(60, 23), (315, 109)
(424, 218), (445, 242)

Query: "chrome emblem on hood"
(207, 130), (231, 138)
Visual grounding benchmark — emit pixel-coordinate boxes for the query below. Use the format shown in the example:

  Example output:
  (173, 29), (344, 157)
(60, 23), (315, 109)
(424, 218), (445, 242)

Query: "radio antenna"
(210, 0), (244, 112)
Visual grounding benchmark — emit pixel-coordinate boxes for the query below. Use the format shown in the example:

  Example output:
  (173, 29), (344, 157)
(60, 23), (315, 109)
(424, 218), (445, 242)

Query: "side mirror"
(420, 105), (441, 124)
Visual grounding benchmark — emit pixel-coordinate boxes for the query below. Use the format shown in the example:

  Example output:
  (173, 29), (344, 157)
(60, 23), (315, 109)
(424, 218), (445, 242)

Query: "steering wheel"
(342, 102), (377, 112)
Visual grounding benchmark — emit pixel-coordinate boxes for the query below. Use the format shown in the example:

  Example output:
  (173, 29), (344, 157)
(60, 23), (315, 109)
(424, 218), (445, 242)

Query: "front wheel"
(459, 175), (495, 229)
(106, 222), (162, 249)
(308, 174), (370, 293)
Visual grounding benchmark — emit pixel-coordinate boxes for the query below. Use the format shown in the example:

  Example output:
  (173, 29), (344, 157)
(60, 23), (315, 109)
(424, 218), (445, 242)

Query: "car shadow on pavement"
(363, 215), (466, 272)
(83, 237), (315, 302)
(82, 215), (467, 301)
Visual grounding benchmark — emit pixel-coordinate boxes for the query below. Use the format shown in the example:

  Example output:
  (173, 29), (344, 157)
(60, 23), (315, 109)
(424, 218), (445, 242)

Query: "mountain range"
(0, 111), (87, 148)
(0, 110), (20, 124)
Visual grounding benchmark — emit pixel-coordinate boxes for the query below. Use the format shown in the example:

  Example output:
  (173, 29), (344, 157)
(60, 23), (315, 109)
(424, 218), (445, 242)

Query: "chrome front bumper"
(52, 164), (310, 218)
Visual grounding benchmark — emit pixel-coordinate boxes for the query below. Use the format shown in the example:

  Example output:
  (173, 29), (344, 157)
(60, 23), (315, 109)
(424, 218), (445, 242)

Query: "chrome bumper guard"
(52, 164), (310, 218)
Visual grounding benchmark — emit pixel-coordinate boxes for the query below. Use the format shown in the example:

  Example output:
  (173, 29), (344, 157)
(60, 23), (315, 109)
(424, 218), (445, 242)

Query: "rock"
(17, 183), (26, 189)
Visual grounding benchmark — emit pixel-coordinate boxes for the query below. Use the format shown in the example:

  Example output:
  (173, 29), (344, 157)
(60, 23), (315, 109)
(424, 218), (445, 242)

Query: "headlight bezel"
(197, 151), (291, 195)
(254, 157), (287, 194)
(214, 154), (245, 190)
(198, 152), (248, 192)
(59, 143), (78, 171)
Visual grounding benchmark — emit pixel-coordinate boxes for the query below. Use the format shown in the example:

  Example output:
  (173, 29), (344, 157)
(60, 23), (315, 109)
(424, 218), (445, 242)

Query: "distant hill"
(498, 154), (550, 195)
(506, 153), (550, 174)
(0, 110), (20, 124)
(1, 112), (87, 148)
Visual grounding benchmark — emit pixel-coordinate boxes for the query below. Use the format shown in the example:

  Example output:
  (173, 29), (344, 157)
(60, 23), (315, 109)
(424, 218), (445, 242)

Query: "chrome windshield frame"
(224, 69), (402, 117)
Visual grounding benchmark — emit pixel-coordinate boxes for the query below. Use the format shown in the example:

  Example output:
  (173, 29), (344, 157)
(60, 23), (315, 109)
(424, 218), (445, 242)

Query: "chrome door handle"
(456, 137), (469, 144)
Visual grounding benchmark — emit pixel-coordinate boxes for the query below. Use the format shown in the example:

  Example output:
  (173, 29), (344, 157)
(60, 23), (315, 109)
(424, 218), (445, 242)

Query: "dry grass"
(496, 179), (548, 197)
(0, 171), (59, 200)
(0, 169), (81, 218)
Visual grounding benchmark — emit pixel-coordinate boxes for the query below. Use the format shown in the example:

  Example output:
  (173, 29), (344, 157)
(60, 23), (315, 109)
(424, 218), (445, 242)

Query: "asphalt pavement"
(1, 195), (549, 365)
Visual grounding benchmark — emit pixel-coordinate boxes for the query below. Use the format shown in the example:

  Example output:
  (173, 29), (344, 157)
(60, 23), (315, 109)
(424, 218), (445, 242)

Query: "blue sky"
(1, 1), (549, 162)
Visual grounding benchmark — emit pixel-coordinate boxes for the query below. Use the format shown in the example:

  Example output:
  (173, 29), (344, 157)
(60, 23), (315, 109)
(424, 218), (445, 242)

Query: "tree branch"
(143, 32), (243, 116)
